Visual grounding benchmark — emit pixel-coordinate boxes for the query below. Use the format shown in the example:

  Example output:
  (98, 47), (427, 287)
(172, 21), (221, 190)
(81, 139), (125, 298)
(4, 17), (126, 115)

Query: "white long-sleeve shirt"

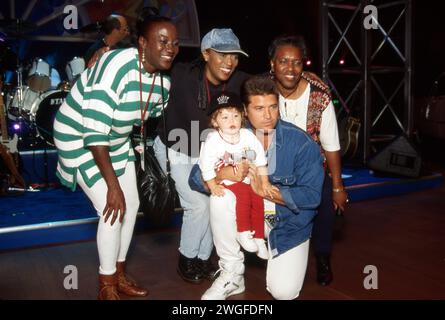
(279, 84), (340, 152)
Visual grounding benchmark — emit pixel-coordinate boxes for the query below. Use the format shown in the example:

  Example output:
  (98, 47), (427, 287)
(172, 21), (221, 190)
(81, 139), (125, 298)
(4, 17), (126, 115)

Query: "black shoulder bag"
(134, 74), (179, 227)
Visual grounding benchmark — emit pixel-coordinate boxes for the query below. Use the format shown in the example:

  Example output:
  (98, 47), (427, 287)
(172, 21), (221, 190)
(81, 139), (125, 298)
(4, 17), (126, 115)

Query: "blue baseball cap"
(201, 28), (249, 57)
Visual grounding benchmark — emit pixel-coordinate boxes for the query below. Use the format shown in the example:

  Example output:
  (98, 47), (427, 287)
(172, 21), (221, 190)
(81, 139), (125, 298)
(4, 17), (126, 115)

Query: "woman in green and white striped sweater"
(53, 13), (179, 300)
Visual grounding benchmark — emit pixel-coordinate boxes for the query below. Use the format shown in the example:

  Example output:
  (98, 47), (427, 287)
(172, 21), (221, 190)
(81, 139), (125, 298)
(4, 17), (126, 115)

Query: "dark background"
(2, 0), (444, 97)
(1, 0), (444, 168)
(193, 0), (445, 97)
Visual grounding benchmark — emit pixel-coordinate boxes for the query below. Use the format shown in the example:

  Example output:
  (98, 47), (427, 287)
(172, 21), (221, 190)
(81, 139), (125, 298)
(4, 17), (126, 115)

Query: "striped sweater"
(54, 48), (170, 190)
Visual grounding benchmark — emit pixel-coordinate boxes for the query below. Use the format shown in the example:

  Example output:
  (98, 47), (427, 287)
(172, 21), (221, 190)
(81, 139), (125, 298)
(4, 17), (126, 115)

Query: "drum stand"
(15, 63), (29, 147)
(14, 63), (51, 189)
(15, 63), (25, 114)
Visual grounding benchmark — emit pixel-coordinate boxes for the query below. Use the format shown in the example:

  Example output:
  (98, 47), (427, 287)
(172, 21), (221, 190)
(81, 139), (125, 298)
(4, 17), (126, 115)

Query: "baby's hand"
(210, 184), (226, 197)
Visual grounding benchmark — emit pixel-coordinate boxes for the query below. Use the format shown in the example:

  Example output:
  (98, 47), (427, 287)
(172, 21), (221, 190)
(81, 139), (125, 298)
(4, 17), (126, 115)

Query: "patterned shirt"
(279, 84), (340, 152)
(54, 48), (170, 190)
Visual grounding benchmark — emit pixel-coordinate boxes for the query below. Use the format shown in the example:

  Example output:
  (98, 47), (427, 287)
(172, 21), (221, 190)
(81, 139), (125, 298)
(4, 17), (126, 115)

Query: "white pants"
(77, 161), (139, 275)
(210, 189), (309, 300)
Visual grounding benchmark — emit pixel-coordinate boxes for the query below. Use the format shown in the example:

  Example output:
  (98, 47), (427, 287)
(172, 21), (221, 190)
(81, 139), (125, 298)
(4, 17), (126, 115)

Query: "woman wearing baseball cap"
(153, 28), (251, 284)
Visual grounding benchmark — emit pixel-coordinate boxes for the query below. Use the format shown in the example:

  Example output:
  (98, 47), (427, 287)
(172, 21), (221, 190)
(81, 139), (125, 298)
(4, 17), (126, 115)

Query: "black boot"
(177, 253), (203, 284)
(316, 254), (333, 286)
(197, 258), (218, 281)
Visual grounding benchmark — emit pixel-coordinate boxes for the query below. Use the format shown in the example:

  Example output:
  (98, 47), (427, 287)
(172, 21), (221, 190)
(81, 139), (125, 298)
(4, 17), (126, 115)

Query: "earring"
(141, 49), (146, 63)
(269, 68), (275, 79)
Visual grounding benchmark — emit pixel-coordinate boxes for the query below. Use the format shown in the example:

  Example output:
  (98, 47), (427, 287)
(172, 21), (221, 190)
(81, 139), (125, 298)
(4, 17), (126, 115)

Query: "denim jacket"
(189, 119), (324, 257)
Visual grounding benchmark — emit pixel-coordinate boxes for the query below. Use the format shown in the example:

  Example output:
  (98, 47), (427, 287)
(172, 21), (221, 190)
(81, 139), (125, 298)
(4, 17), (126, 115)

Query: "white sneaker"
(201, 269), (245, 300)
(236, 231), (258, 252)
(254, 238), (269, 260)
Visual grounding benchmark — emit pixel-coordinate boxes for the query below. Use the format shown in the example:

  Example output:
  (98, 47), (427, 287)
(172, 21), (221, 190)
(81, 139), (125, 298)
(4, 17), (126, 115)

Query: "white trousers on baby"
(77, 161), (139, 275)
(210, 188), (309, 300)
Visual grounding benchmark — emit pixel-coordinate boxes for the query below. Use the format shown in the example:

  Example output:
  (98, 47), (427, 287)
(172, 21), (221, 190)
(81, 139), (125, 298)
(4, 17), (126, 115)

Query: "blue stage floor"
(342, 167), (443, 201)
(0, 166), (443, 251)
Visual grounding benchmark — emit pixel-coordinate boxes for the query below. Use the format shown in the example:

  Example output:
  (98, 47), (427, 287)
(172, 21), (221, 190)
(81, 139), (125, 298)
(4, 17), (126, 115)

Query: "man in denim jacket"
(189, 75), (324, 300)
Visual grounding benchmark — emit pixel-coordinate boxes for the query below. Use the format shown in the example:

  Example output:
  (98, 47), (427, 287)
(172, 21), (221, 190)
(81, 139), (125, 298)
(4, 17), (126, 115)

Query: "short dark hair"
(241, 74), (278, 105)
(102, 15), (122, 35)
(268, 35), (308, 60)
(208, 107), (246, 129)
(136, 7), (172, 38)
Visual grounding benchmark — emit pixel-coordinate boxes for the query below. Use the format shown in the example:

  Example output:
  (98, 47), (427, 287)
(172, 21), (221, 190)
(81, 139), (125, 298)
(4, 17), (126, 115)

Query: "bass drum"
(30, 90), (68, 145)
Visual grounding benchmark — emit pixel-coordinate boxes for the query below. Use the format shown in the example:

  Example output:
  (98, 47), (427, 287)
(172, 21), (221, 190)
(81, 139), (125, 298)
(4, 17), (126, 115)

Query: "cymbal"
(0, 19), (36, 35)
(80, 21), (102, 33)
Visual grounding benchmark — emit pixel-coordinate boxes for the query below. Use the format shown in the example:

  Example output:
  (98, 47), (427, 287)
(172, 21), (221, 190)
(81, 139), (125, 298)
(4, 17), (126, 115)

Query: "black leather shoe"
(177, 253), (203, 284)
(197, 258), (218, 281)
(316, 254), (333, 286)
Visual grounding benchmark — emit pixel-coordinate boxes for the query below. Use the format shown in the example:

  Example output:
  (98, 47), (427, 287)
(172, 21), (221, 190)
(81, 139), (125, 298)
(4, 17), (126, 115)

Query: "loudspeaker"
(368, 135), (422, 178)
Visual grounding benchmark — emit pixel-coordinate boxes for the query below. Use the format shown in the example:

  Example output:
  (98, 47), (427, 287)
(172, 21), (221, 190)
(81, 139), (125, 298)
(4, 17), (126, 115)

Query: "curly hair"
(268, 35), (308, 60)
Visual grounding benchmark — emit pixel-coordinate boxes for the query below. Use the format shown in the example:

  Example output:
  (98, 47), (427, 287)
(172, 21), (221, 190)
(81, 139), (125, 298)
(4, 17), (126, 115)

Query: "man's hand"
(250, 167), (279, 198)
(248, 164), (266, 197)
(249, 164), (285, 205)
(103, 184), (126, 226)
(233, 160), (250, 182)
(262, 181), (279, 199)
(216, 160), (250, 183)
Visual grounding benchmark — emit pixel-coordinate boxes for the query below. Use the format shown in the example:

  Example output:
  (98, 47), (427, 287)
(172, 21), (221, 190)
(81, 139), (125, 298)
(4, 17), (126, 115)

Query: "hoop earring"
(269, 68), (275, 80)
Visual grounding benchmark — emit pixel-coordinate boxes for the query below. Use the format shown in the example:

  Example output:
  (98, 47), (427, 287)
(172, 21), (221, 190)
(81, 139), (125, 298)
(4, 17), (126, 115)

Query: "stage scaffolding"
(320, 0), (412, 163)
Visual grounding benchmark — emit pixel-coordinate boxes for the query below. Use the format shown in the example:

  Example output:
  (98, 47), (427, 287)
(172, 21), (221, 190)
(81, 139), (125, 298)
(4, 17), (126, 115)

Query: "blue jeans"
(153, 136), (213, 260)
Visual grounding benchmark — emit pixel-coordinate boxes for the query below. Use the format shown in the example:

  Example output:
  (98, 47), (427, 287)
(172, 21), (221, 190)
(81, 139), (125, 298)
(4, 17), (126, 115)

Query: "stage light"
(13, 123), (21, 131)
(339, 59), (345, 65)
(306, 60), (312, 66)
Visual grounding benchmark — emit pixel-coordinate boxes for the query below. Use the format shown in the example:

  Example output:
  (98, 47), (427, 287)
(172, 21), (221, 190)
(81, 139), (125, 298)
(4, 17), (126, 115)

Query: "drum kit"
(1, 23), (86, 148)
(2, 54), (85, 147)
(0, 16), (112, 150)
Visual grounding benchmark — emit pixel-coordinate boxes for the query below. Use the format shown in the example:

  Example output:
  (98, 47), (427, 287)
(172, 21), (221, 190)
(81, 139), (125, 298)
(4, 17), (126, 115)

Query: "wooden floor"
(1, 180), (445, 300)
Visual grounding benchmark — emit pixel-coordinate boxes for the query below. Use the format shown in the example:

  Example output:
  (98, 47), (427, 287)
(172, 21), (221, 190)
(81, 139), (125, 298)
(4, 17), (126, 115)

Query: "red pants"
(224, 182), (265, 239)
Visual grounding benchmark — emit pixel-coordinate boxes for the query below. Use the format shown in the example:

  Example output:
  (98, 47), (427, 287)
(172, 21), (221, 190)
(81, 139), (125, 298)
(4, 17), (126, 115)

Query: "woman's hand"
(332, 190), (348, 212)
(104, 184), (126, 226)
(88, 145), (125, 226)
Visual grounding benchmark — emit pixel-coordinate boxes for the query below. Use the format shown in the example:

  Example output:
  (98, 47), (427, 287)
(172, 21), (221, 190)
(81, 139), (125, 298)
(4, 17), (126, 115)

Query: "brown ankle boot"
(116, 261), (148, 297)
(98, 273), (120, 300)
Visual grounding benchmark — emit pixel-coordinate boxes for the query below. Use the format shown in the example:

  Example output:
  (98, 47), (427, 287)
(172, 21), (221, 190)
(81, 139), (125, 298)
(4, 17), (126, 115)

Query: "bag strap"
(139, 73), (171, 174)
(160, 74), (172, 174)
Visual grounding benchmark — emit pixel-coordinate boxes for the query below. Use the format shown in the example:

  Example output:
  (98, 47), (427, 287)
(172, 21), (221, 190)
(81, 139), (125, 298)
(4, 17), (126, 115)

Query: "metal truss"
(321, 0), (412, 163)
